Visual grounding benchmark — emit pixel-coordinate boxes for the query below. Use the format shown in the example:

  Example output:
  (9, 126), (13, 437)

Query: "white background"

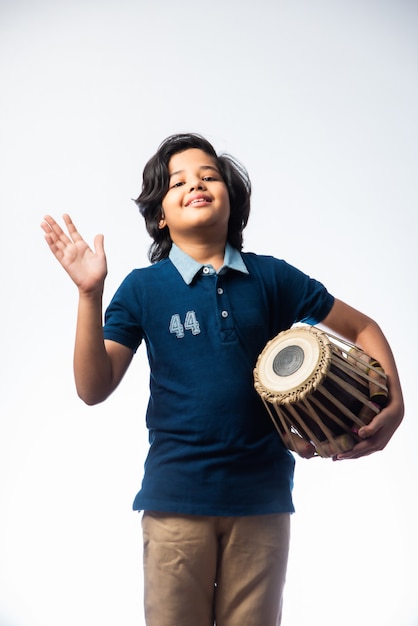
(1, 1), (417, 624)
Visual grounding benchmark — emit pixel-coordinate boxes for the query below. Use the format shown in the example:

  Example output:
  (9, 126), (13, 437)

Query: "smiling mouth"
(186, 196), (212, 207)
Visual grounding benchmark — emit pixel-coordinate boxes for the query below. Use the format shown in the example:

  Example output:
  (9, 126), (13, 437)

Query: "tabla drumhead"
(255, 327), (331, 398)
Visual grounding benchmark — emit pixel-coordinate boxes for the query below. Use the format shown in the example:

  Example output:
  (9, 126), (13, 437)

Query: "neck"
(172, 238), (227, 271)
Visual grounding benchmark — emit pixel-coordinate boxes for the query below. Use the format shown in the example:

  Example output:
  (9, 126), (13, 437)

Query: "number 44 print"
(169, 312), (201, 338)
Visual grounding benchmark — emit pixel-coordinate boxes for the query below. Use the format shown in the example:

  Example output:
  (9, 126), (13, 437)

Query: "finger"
(62, 214), (84, 243)
(334, 442), (374, 461)
(357, 424), (377, 439)
(93, 233), (105, 255)
(41, 217), (62, 252)
(41, 215), (60, 235)
(357, 412), (385, 439)
(335, 431), (386, 460)
(41, 215), (77, 260)
(42, 215), (70, 242)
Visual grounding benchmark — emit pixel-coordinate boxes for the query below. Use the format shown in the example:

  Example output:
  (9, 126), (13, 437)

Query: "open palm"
(41, 214), (107, 294)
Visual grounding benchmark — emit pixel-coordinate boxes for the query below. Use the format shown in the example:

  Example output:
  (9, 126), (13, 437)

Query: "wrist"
(78, 284), (104, 301)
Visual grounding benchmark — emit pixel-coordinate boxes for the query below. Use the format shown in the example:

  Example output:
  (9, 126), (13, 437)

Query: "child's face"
(161, 149), (230, 245)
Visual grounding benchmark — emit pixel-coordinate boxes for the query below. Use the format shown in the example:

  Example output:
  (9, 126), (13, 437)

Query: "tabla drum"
(254, 326), (388, 458)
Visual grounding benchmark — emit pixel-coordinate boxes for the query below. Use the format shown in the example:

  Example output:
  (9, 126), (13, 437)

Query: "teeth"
(191, 198), (209, 205)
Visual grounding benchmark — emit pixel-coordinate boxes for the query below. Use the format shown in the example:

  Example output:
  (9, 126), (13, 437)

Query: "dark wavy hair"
(135, 133), (251, 263)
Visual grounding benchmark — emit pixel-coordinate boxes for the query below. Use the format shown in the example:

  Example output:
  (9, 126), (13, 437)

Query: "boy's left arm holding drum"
(320, 298), (404, 460)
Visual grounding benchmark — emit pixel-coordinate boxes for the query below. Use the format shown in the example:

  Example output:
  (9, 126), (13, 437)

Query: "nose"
(189, 177), (206, 192)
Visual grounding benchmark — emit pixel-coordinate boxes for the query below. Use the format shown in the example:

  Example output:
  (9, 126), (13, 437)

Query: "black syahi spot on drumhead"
(273, 345), (305, 377)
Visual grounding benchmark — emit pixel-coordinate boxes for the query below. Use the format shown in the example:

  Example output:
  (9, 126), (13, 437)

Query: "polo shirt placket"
(199, 263), (237, 344)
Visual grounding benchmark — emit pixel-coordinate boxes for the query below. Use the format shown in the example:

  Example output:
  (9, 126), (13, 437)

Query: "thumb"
(93, 233), (105, 255)
(357, 415), (382, 439)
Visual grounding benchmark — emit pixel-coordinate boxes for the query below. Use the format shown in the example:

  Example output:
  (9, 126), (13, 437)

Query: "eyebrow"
(169, 165), (221, 179)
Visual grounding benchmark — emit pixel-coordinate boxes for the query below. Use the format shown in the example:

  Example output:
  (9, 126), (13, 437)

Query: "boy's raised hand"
(41, 214), (107, 294)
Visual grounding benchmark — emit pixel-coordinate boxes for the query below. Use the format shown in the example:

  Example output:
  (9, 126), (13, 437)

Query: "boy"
(41, 133), (404, 626)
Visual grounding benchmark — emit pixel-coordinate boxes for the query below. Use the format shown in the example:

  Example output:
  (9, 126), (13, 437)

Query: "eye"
(170, 181), (185, 189)
(202, 175), (217, 182)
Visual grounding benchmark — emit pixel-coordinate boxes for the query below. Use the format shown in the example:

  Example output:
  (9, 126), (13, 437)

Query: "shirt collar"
(169, 242), (249, 285)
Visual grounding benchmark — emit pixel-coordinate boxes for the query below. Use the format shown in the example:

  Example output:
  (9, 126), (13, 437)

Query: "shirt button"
(221, 310), (229, 318)
(202, 266), (210, 274)
(217, 287), (224, 295)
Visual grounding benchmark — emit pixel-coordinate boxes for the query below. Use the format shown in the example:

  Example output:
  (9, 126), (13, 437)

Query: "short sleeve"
(103, 271), (144, 352)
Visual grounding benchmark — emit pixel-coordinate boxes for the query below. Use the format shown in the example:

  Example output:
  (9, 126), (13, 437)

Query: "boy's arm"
(320, 298), (404, 460)
(73, 291), (133, 404)
(41, 214), (132, 405)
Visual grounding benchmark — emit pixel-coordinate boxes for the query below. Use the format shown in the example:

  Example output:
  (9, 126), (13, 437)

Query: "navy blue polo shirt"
(103, 244), (334, 515)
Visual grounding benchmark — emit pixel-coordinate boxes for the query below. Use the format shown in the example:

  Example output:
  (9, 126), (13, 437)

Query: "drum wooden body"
(254, 326), (388, 458)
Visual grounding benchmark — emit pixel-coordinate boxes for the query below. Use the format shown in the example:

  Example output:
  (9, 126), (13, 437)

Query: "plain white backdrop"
(1, 1), (417, 624)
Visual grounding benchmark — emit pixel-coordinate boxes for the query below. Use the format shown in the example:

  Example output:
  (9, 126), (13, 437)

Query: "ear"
(158, 215), (166, 229)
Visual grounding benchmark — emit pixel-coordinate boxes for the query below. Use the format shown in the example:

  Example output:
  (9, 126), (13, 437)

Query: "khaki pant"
(142, 511), (290, 626)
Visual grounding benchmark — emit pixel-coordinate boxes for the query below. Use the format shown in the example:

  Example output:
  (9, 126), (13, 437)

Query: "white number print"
(184, 310), (201, 335)
(169, 311), (201, 338)
(169, 314), (184, 338)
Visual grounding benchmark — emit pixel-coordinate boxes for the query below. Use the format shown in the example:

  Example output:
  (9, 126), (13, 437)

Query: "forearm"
(321, 298), (404, 453)
(354, 319), (404, 413)
(73, 290), (114, 405)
